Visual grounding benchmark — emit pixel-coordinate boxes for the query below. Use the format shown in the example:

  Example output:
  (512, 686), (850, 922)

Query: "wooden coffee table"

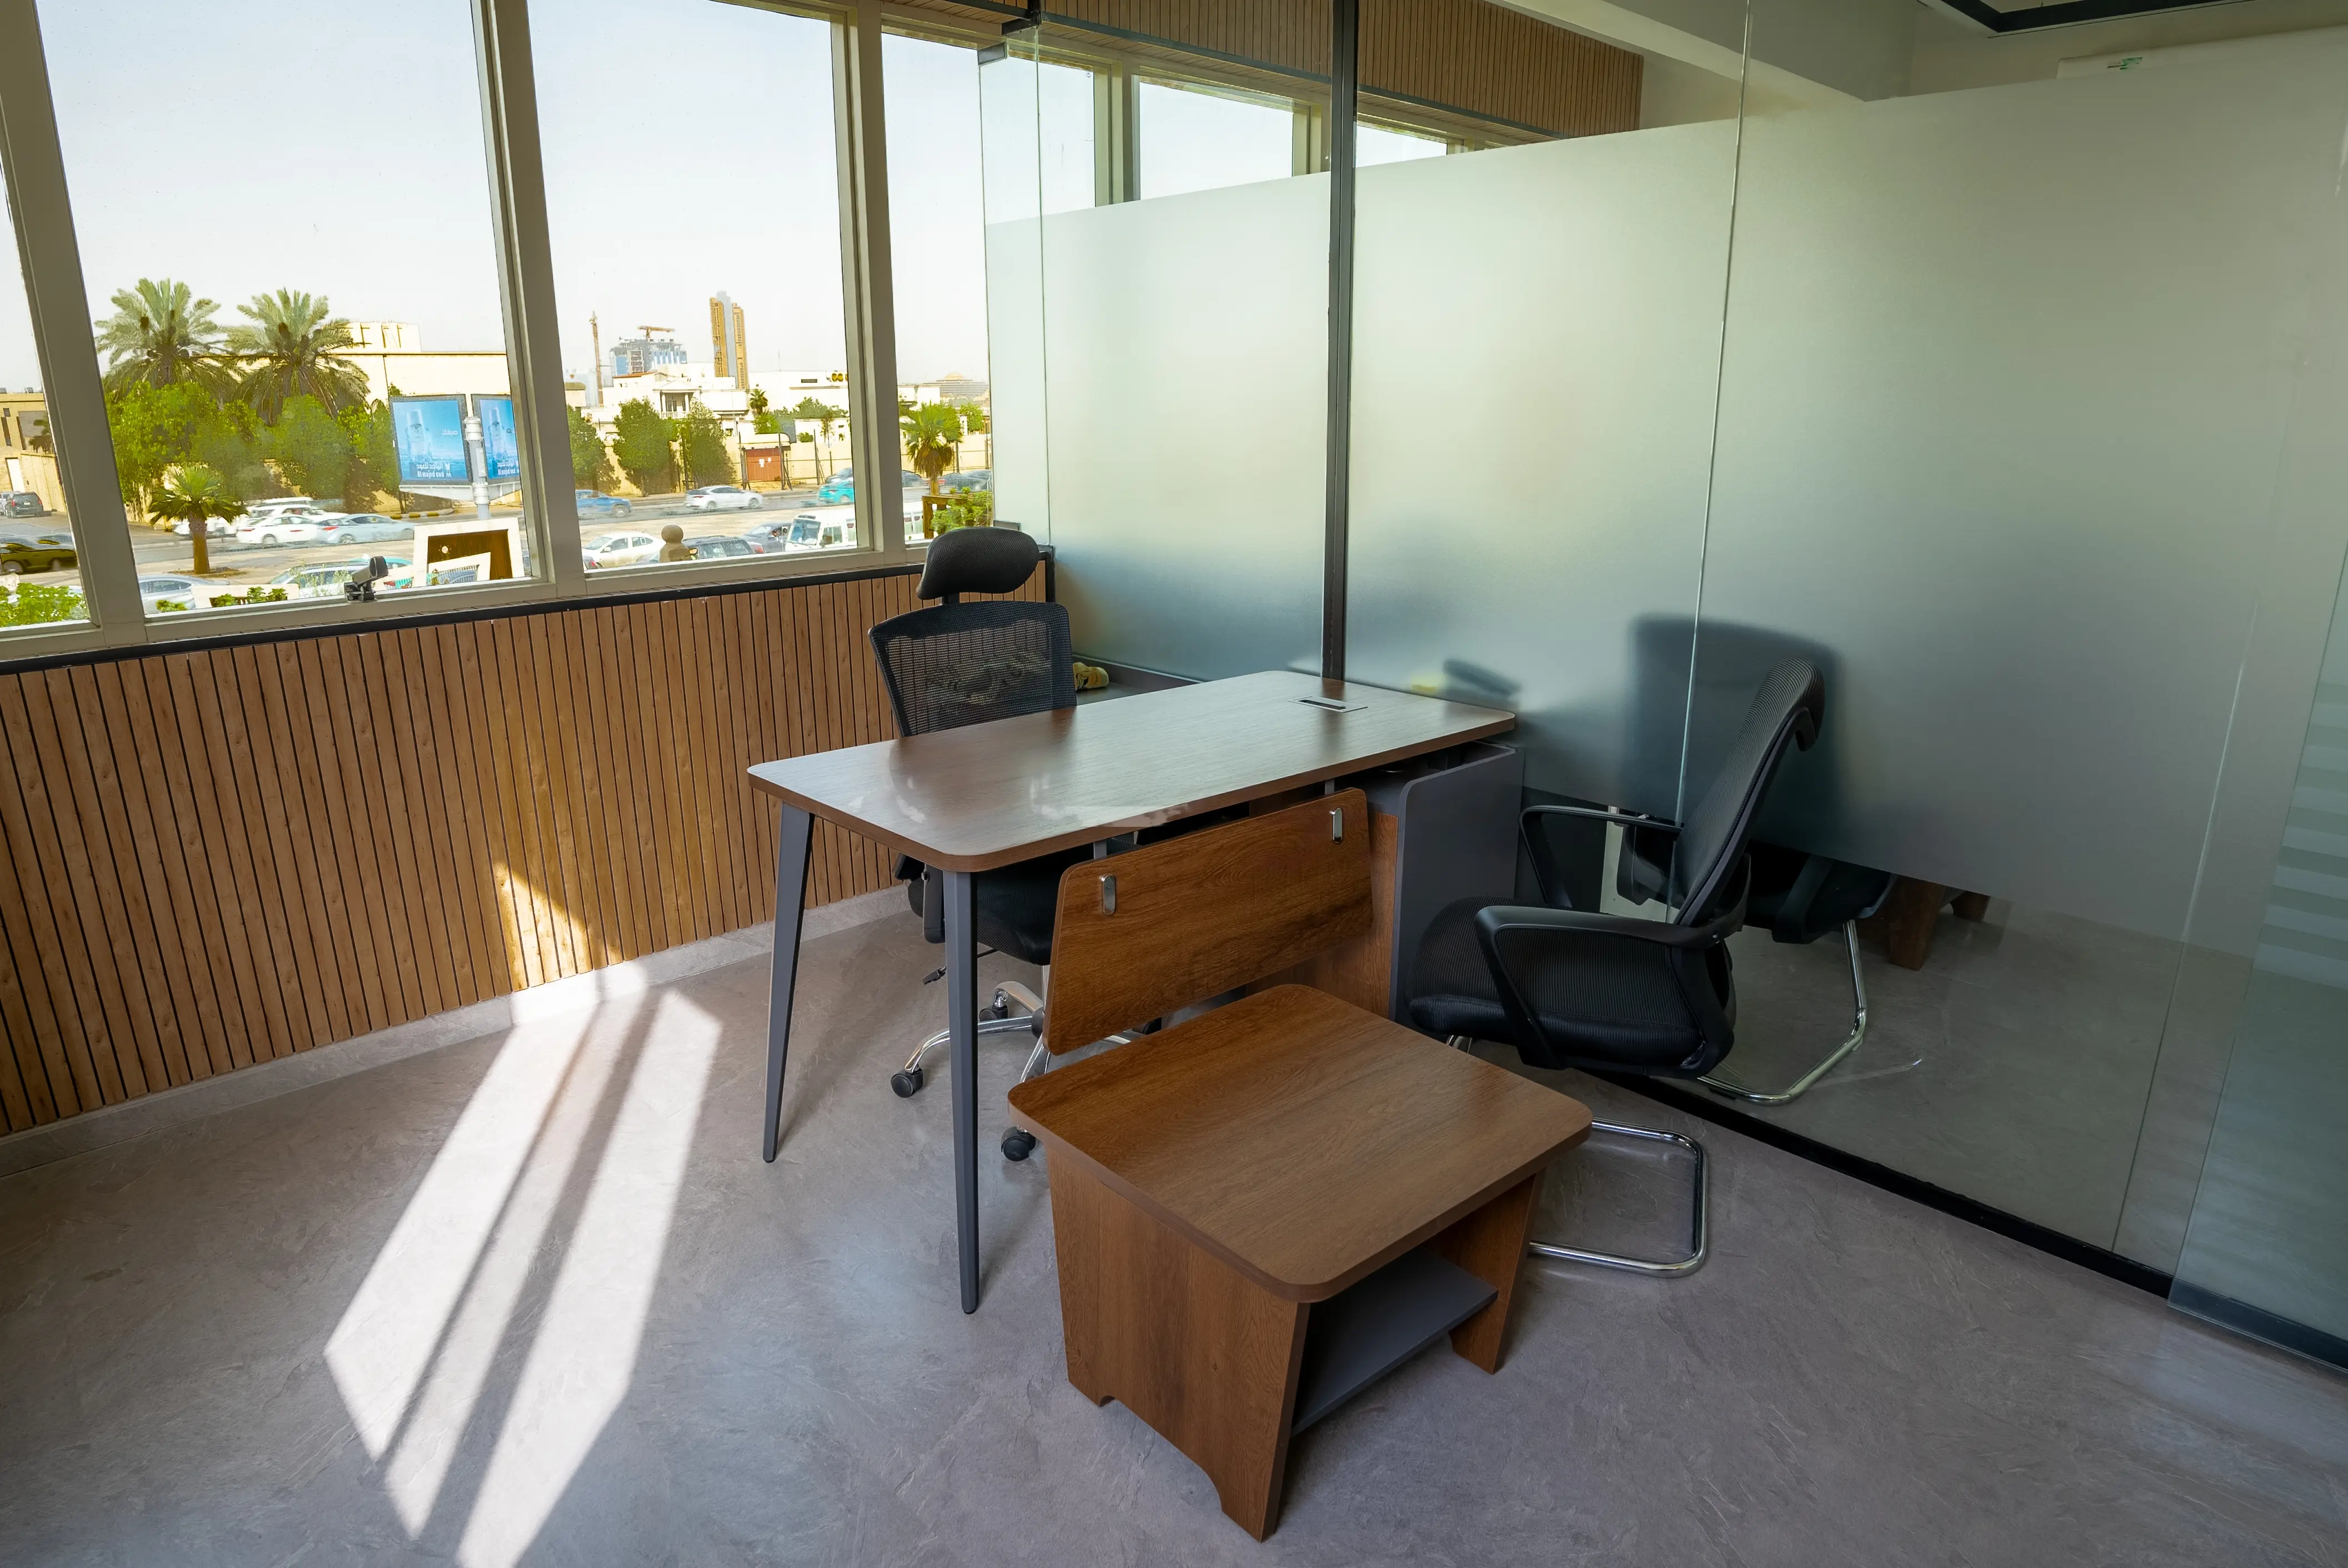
(1010, 985), (1591, 1538)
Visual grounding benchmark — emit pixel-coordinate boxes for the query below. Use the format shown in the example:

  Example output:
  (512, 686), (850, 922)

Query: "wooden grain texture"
(0, 564), (1034, 1135)
(1046, 789), (1372, 1054)
(895, 0), (1640, 140)
(749, 672), (1512, 873)
(1257, 805), (1396, 1016)
(1428, 1171), (1541, 1373)
(1049, 1155), (1310, 1540)
(1010, 985), (1590, 1300)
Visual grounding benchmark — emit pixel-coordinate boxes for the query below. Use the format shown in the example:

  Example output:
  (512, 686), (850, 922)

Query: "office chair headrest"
(916, 525), (1038, 602)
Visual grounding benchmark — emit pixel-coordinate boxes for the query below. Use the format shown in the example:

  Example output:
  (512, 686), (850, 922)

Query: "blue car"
(576, 489), (634, 518)
(814, 474), (855, 505)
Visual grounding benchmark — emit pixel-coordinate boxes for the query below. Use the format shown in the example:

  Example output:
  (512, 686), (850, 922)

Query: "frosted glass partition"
(988, 174), (1330, 678)
(1701, 48), (2348, 940)
(1345, 123), (1740, 812)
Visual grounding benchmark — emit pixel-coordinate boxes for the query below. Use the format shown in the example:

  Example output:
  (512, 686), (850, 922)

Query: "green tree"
(93, 278), (231, 396)
(262, 395), (354, 499)
(900, 400), (971, 494)
(0, 580), (84, 628)
(104, 379), (217, 517)
(188, 404), (271, 500)
(355, 401), (401, 512)
(568, 405), (617, 493)
(747, 386), (769, 419)
(229, 289), (368, 419)
(676, 400), (733, 487)
(791, 397), (847, 479)
(611, 398), (675, 494)
(336, 401), (391, 510)
(148, 463), (248, 575)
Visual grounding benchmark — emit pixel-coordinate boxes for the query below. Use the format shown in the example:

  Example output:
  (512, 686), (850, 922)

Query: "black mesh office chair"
(868, 528), (1083, 1137)
(1403, 659), (1827, 1275)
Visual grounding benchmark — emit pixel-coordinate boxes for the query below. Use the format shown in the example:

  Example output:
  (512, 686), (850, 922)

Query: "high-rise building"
(711, 292), (748, 390)
(610, 329), (686, 378)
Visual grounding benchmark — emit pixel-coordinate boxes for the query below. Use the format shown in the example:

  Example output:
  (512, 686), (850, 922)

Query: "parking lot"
(0, 482), (915, 610)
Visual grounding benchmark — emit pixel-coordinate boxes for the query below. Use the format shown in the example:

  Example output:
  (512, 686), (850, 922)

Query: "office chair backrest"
(870, 527), (1070, 737)
(1668, 659), (1824, 925)
(1044, 789), (1372, 1054)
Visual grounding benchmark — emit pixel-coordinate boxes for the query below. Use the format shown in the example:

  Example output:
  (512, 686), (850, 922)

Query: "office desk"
(747, 669), (1514, 1312)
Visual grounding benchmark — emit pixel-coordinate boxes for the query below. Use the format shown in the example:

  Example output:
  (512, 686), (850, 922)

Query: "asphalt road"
(0, 484), (915, 603)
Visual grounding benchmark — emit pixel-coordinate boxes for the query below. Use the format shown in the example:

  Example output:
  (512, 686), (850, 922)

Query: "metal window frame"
(0, 0), (923, 668)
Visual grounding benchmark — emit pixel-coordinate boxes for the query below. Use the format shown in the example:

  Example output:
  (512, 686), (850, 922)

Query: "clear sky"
(0, 0), (1442, 397)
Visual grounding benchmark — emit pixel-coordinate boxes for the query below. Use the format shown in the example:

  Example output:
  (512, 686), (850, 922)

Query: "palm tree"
(93, 278), (230, 397)
(900, 400), (969, 495)
(148, 463), (246, 576)
(228, 289), (368, 420)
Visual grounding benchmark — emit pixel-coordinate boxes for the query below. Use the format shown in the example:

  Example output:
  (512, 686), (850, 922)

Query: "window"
(40, 0), (533, 619)
(0, 184), (83, 631)
(885, 33), (995, 543)
(1136, 81), (1297, 200)
(1357, 122), (1448, 167)
(531, 0), (858, 575)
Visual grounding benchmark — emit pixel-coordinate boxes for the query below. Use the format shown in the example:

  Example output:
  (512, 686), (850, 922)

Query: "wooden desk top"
(1008, 986), (1591, 1301)
(747, 670), (1513, 872)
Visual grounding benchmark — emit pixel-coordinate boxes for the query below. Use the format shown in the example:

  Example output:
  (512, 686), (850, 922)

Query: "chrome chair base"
(1698, 919), (1870, 1106)
(1445, 1036), (1709, 1276)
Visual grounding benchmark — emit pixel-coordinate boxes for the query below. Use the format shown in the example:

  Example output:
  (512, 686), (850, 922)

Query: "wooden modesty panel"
(1043, 789), (1372, 1054)
(0, 567), (1041, 1134)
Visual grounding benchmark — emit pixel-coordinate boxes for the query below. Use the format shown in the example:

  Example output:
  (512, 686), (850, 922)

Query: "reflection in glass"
(41, 0), (531, 614)
(0, 181), (83, 630)
(533, 0), (857, 573)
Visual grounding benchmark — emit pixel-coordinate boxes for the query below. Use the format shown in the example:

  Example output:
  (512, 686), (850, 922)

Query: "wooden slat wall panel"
(0, 565), (1044, 1134)
(896, 0), (1640, 139)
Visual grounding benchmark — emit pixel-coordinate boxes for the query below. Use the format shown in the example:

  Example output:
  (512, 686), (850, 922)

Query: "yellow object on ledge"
(1073, 660), (1108, 691)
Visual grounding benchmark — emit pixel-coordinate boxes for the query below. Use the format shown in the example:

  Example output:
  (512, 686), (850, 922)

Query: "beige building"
(332, 324), (511, 407)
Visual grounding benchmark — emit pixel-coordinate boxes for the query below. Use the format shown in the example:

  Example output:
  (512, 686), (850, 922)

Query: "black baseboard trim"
(1594, 1072), (2177, 1297)
(2170, 1283), (2348, 1375)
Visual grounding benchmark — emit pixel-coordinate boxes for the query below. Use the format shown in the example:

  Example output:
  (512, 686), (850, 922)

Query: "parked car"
(0, 537), (75, 574)
(681, 534), (757, 560)
(582, 530), (662, 569)
(170, 514), (242, 537)
(576, 489), (634, 518)
(2, 490), (47, 517)
(259, 556), (413, 600)
(811, 468), (923, 507)
(939, 469), (992, 492)
(245, 496), (315, 515)
(685, 485), (762, 513)
(318, 514), (412, 545)
(137, 574), (213, 613)
(234, 509), (340, 547)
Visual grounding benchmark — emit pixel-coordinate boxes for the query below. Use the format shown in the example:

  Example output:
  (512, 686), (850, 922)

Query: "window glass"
(533, 0), (857, 572)
(0, 182), (83, 630)
(41, 0), (534, 617)
(1136, 82), (1296, 200)
(885, 33), (995, 543)
(1357, 122), (1447, 167)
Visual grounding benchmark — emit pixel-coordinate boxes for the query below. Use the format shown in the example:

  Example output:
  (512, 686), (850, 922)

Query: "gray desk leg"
(762, 805), (813, 1163)
(942, 867), (981, 1314)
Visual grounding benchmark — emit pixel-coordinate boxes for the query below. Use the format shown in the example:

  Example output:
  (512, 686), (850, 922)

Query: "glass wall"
(0, 182), (82, 630)
(41, 0), (536, 612)
(532, 0), (856, 573)
(983, 16), (1332, 679)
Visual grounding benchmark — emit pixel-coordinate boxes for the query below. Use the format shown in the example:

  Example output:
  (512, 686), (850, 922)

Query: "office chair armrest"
(1473, 902), (1731, 952)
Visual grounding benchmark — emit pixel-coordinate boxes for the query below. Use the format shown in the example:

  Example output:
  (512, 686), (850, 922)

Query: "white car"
(685, 485), (763, 513)
(236, 507), (344, 546)
(583, 530), (662, 569)
(138, 574), (214, 613)
(170, 514), (240, 538)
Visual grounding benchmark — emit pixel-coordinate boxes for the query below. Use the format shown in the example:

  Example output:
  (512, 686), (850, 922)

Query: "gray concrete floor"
(3, 911), (2345, 1567)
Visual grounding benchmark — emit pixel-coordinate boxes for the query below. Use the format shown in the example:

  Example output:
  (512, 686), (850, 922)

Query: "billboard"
(476, 395), (521, 480)
(391, 395), (469, 484)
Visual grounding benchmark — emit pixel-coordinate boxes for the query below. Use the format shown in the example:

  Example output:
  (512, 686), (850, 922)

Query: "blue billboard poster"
(477, 395), (521, 480)
(392, 396), (469, 484)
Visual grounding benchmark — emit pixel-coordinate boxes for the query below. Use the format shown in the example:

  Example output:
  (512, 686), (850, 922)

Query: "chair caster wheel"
(891, 1068), (925, 1098)
(981, 1001), (1007, 1021)
(1001, 1128), (1037, 1161)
